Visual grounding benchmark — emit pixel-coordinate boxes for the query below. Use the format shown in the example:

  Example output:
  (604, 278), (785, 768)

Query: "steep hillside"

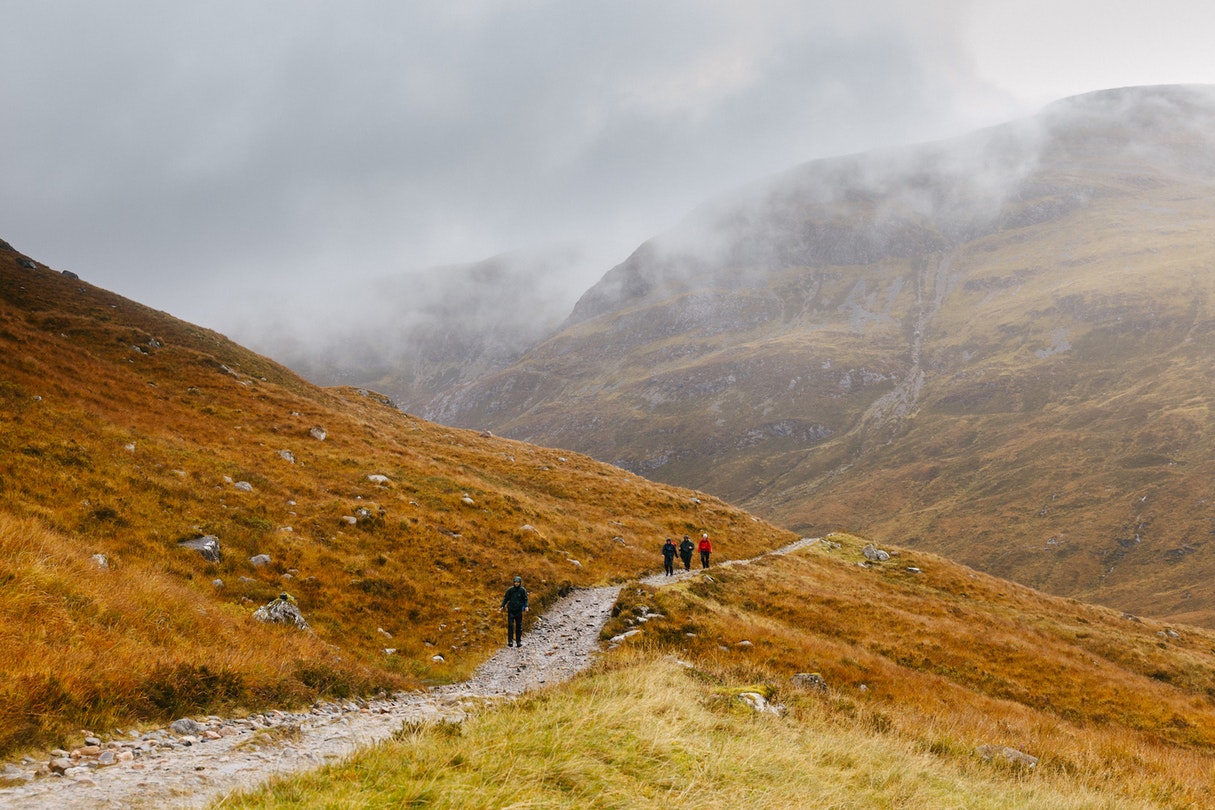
(232, 534), (1215, 809)
(0, 240), (795, 756)
(426, 85), (1215, 627)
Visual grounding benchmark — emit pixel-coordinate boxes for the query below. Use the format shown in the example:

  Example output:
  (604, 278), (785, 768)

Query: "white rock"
(234, 481), (253, 493)
(367, 474), (390, 484)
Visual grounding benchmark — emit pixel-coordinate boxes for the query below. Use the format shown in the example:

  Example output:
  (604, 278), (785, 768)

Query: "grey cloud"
(2, 1), (1018, 338)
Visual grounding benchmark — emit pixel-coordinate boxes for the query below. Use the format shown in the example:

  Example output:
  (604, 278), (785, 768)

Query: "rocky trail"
(0, 538), (819, 809)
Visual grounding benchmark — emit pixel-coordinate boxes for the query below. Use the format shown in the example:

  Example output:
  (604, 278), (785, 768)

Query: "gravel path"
(0, 539), (818, 809)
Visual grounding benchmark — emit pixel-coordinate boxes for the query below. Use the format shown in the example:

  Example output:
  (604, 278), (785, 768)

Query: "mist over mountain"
(243, 244), (589, 412)
(423, 84), (1215, 627)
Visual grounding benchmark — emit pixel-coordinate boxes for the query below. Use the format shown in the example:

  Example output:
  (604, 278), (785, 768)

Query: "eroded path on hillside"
(0, 538), (818, 810)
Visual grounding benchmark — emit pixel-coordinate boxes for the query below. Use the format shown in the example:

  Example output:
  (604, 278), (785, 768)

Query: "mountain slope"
(426, 85), (1215, 627)
(0, 239), (796, 755)
(234, 533), (1215, 809)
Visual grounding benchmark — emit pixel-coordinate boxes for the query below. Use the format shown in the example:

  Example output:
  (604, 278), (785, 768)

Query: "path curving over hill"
(0, 539), (817, 809)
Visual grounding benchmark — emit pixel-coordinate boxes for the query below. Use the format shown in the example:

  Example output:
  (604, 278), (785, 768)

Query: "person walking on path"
(679, 535), (695, 571)
(661, 537), (677, 576)
(499, 575), (529, 647)
(698, 533), (713, 568)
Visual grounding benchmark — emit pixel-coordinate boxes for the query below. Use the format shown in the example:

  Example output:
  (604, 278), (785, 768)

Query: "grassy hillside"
(425, 85), (1215, 628)
(0, 240), (796, 757)
(224, 534), (1215, 809)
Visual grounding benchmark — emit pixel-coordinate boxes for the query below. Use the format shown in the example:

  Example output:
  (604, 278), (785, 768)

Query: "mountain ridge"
(423, 84), (1215, 627)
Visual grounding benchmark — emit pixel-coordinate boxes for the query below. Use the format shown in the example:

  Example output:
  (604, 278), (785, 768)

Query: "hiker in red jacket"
(698, 533), (712, 568)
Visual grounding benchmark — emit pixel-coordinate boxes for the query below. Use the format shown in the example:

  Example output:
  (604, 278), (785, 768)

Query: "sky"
(4, 0), (1215, 345)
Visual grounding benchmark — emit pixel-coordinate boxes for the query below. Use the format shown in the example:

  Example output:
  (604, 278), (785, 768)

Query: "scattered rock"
(308, 426), (327, 441)
(791, 672), (828, 692)
(737, 692), (783, 715)
(91, 553), (109, 569)
(169, 718), (201, 736)
(249, 554), (272, 568)
(461, 494), (475, 506)
(252, 593), (309, 630)
(976, 744), (1038, 768)
(367, 474), (390, 484)
(862, 544), (891, 562)
(234, 481), (254, 493)
(61, 270), (79, 280)
(179, 535), (222, 562)
(608, 628), (642, 647)
(278, 450), (296, 464)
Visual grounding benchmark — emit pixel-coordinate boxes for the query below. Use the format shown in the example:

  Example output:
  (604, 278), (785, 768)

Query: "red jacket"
(698, 537), (712, 552)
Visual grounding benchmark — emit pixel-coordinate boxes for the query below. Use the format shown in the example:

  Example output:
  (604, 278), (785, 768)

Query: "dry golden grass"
(607, 533), (1215, 807)
(0, 247), (796, 756)
(220, 653), (1167, 809)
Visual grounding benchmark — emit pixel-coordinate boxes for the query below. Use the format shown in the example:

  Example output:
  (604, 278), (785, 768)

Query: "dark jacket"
(679, 539), (695, 559)
(662, 540), (677, 560)
(501, 584), (529, 613)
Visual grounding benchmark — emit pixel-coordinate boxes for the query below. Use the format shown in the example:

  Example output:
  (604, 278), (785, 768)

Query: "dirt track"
(0, 538), (817, 809)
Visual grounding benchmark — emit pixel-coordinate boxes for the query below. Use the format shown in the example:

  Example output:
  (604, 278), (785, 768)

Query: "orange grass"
(609, 532), (1215, 807)
(0, 248), (797, 755)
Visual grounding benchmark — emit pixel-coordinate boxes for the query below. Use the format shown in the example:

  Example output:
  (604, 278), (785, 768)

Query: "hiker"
(499, 575), (529, 647)
(699, 533), (712, 568)
(679, 535), (695, 571)
(662, 537), (677, 576)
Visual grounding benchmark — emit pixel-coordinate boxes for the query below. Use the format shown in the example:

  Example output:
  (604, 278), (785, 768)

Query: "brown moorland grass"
(0, 244), (797, 756)
(222, 655), (1145, 810)
(608, 533), (1215, 807)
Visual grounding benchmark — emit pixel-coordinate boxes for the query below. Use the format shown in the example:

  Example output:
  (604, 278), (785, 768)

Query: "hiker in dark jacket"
(499, 575), (529, 647)
(661, 538), (677, 576)
(679, 535), (695, 571)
